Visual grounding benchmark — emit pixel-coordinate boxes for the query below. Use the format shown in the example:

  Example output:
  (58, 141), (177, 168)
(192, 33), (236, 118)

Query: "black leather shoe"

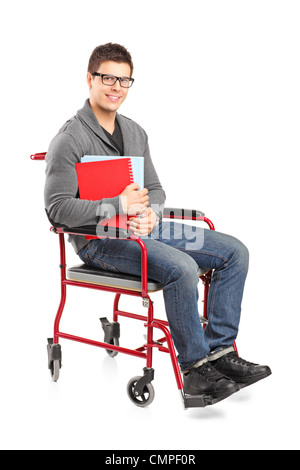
(210, 351), (272, 388)
(183, 362), (239, 402)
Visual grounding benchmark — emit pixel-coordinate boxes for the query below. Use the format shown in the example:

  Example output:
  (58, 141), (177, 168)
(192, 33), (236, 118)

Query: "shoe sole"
(211, 384), (240, 404)
(235, 369), (272, 389)
(184, 383), (240, 407)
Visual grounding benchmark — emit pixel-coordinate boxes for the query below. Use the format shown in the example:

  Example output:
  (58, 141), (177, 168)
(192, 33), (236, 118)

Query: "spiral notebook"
(75, 156), (144, 236)
(76, 158), (134, 201)
(81, 155), (144, 189)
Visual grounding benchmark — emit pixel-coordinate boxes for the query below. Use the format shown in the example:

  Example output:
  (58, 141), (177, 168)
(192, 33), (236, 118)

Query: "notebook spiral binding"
(128, 159), (134, 183)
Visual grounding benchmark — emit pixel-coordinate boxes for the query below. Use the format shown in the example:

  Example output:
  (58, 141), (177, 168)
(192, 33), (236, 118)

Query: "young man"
(44, 43), (271, 404)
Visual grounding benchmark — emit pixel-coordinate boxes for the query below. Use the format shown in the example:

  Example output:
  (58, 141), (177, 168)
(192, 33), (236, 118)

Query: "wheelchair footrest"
(183, 393), (213, 409)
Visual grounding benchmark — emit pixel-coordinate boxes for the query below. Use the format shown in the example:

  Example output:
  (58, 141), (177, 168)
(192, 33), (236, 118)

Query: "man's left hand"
(127, 207), (157, 236)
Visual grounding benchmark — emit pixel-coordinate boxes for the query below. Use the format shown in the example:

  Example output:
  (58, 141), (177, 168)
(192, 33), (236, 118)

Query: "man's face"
(87, 60), (131, 115)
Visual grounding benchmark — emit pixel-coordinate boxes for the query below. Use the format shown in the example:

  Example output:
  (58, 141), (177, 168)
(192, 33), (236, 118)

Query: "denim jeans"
(78, 222), (249, 371)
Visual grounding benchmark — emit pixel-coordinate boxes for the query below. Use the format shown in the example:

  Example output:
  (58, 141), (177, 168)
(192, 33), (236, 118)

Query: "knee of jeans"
(232, 239), (249, 271)
(165, 255), (199, 286)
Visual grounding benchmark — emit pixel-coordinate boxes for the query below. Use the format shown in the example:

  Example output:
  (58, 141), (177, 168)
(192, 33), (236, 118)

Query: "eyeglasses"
(92, 72), (134, 88)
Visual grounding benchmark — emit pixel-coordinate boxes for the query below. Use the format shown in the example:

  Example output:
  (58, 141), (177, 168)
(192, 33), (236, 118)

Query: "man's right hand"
(120, 183), (149, 216)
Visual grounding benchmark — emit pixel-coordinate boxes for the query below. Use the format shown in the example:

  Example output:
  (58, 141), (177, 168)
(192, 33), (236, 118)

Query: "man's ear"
(87, 72), (93, 89)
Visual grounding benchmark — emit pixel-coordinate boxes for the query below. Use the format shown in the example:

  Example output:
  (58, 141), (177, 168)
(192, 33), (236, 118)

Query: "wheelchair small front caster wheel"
(106, 337), (119, 357)
(50, 359), (60, 382)
(100, 318), (120, 358)
(47, 338), (62, 382)
(127, 375), (155, 407)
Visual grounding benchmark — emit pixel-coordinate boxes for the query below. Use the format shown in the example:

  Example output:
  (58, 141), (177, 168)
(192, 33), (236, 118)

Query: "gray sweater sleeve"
(143, 135), (166, 219)
(44, 132), (123, 227)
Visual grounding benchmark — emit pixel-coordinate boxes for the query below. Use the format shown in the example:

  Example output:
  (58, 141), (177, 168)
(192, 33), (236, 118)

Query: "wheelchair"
(31, 152), (237, 409)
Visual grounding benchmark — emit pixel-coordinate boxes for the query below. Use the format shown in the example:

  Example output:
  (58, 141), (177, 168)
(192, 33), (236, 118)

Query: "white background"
(1, 0), (299, 450)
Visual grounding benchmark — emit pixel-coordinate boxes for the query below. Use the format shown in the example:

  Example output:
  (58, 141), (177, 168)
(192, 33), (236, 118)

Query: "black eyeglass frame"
(91, 72), (134, 88)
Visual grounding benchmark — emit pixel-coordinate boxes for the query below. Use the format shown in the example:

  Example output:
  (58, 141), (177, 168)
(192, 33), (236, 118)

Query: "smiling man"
(88, 62), (131, 132)
(44, 43), (271, 405)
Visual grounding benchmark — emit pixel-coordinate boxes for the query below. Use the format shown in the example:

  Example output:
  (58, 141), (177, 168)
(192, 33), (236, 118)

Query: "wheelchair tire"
(106, 337), (119, 357)
(127, 376), (155, 407)
(50, 359), (60, 382)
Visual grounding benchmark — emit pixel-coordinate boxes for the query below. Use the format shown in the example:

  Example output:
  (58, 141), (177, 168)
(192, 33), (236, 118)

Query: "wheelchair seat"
(67, 263), (209, 292)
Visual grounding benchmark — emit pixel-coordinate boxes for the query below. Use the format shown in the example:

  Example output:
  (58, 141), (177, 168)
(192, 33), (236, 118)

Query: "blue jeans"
(78, 222), (249, 371)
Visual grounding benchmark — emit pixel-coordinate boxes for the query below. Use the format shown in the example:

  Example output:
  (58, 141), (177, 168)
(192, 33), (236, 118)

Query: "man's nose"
(112, 79), (121, 91)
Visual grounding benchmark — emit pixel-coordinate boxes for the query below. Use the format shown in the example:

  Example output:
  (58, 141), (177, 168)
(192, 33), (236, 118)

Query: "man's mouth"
(106, 94), (121, 103)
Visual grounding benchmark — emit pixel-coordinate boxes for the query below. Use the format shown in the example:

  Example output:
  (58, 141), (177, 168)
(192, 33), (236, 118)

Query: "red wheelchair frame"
(31, 152), (236, 409)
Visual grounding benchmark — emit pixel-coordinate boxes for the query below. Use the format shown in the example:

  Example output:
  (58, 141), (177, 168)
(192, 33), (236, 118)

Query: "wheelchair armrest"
(163, 207), (215, 230)
(163, 207), (205, 220)
(56, 224), (131, 239)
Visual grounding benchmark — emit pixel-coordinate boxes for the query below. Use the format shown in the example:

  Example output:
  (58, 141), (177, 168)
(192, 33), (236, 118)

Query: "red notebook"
(76, 158), (134, 236)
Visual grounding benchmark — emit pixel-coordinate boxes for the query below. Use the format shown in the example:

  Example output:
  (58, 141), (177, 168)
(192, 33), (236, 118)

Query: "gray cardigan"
(44, 99), (166, 253)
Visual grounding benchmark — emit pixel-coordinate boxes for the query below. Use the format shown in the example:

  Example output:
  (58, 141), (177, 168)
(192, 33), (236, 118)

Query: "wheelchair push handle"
(30, 152), (46, 160)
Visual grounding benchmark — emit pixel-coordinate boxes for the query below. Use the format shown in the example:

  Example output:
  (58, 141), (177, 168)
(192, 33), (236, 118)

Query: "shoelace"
(195, 362), (225, 382)
(224, 352), (257, 367)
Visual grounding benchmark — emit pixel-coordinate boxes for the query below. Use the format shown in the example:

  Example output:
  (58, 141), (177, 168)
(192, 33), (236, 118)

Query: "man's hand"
(128, 207), (158, 236)
(120, 183), (149, 216)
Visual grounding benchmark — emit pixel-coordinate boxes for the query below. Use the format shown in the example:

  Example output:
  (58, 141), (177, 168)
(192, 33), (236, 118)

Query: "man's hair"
(88, 43), (134, 76)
